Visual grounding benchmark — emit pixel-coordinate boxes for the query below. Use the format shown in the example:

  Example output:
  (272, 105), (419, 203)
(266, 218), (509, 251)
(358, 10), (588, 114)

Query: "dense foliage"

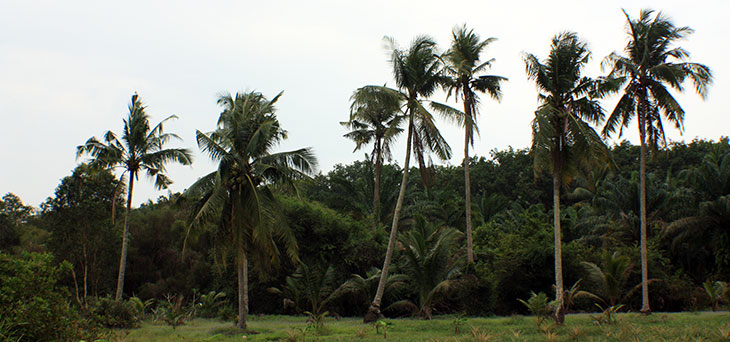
(0, 9), (724, 335)
(3, 139), (728, 321)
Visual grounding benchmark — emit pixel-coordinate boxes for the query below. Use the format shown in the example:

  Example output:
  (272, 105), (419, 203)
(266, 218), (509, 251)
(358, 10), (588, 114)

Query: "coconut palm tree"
(601, 9), (713, 314)
(364, 35), (454, 322)
(342, 86), (404, 231)
(76, 93), (192, 301)
(524, 32), (611, 323)
(185, 91), (317, 329)
(441, 24), (507, 264)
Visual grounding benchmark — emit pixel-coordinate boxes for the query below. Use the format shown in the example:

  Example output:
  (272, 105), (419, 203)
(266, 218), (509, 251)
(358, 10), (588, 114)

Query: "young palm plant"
(393, 215), (462, 319)
(342, 86), (404, 231)
(601, 9), (713, 314)
(524, 32), (611, 324)
(77, 94), (192, 301)
(440, 24), (507, 264)
(185, 91), (317, 329)
(364, 35), (456, 322)
(581, 252), (633, 307)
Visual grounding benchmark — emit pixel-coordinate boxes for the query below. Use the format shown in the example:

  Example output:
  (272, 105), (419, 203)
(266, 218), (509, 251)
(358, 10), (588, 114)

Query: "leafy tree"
(441, 24), (507, 264)
(186, 91), (316, 329)
(601, 9), (713, 313)
(0, 193), (34, 251)
(44, 164), (121, 306)
(524, 32), (610, 323)
(342, 86), (404, 231)
(365, 35), (454, 322)
(77, 93), (192, 301)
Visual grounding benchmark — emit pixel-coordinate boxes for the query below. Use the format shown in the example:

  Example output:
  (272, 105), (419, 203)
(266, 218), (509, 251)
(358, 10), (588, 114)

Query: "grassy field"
(118, 312), (730, 342)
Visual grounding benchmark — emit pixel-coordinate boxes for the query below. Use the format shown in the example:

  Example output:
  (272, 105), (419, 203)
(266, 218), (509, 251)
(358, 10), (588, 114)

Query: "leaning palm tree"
(441, 24), (507, 264)
(524, 32), (611, 324)
(77, 94), (192, 301)
(185, 91), (317, 329)
(342, 86), (404, 231)
(601, 8), (713, 314)
(364, 35), (454, 322)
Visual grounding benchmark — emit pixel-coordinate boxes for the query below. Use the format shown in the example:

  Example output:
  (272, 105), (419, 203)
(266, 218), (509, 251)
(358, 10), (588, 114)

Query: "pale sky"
(1, 0), (727, 207)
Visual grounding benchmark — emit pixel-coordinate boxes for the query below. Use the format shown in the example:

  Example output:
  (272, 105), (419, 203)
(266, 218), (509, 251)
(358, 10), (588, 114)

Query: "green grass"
(119, 312), (730, 341)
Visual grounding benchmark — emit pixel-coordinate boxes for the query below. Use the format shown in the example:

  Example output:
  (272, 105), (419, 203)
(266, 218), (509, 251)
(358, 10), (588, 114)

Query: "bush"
(88, 296), (142, 328)
(0, 252), (78, 341)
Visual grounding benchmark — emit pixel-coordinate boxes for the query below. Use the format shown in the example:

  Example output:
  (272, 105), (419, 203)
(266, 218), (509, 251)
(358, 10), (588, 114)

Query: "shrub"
(0, 252), (78, 341)
(88, 296), (142, 328)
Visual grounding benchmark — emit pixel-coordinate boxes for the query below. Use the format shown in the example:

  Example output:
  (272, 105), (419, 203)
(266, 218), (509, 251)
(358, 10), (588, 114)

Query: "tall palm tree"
(524, 32), (610, 324)
(342, 86), (404, 231)
(601, 9), (713, 314)
(77, 94), (192, 301)
(364, 35), (453, 322)
(441, 24), (507, 264)
(186, 91), (317, 329)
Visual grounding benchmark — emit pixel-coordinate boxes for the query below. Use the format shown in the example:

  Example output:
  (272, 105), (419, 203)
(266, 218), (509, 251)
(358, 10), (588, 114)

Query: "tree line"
(0, 7), (723, 339)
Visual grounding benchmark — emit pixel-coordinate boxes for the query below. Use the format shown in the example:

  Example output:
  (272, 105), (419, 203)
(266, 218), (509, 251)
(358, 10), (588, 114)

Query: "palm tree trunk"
(373, 141), (383, 232)
(115, 175), (134, 301)
(365, 114), (414, 323)
(638, 111), (651, 315)
(464, 124), (474, 264)
(83, 244), (88, 308)
(237, 249), (249, 329)
(111, 173), (125, 225)
(552, 166), (565, 324)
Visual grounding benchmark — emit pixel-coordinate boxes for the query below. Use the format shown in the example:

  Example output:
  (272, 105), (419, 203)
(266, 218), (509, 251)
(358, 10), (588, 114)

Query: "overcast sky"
(1, 0), (727, 208)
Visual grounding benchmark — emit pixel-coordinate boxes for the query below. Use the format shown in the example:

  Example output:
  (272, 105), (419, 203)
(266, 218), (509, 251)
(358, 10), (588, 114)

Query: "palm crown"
(602, 9), (713, 146)
(525, 32), (610, 182)
(186, 90), (317, 329)
(77, 94), (192, 189)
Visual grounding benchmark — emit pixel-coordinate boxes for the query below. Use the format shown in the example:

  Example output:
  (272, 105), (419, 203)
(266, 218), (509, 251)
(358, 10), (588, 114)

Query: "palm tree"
(342, 86), (404, 231)
(332, 268), (408, 312)
(601, 9), (713, 314)
(582, 252), (633, 307)
(664, 195), (730, 279)
(268, 263), (338, 316)
(364, 35), (454, 322)
(186, 91), (317, 329)
(77, 93), (192, 301)
(524, 32), (610, 323)
(441, 24), (507, 264)
(395, 215), (462, 319)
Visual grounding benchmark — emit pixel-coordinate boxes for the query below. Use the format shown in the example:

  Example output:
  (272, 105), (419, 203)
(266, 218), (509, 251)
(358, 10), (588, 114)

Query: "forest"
(1, 8), (728, 342)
